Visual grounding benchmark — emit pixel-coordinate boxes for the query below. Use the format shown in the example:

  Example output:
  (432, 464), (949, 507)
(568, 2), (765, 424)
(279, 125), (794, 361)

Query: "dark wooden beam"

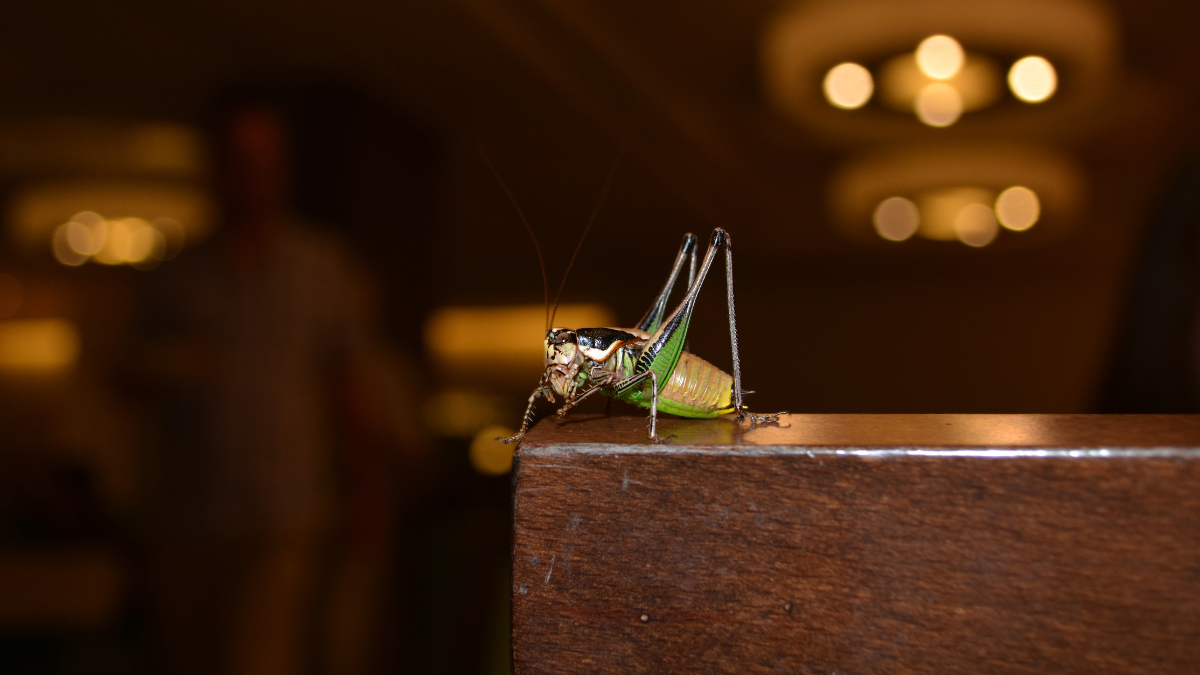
(512, 414), (1200, 673)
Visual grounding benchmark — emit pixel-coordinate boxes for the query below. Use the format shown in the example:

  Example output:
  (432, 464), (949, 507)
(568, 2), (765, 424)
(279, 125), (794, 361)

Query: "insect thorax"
(543, 327), (646, 397)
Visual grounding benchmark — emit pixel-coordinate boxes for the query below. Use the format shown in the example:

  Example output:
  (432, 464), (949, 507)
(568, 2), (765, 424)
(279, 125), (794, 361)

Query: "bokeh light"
(955, 203), (999, 247)
(52, 225), (87, 266)
(127, 225), (166, 269)
(65, 221), (97, 255)
(54, 213), (169, 268)
(64, 212), (108, 256)
(823, 62), (874, 109)
(872, 197), (920, 241)
(916, 35), (964, 80)
(99, 218), (153, 265)
(914, 82), (963, 127)
(424, 304), (615, 381)
(917, 187), (996, 240)
(1008, 56), (1057, 103)
(470, 425), (516, 475)
(995, 186), (1041, 231)
(878, 52), (1001, 116)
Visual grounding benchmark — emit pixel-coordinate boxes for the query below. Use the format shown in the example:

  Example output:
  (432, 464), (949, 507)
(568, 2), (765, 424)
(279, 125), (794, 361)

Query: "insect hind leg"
(636, 233), (697, 335)
(713, 229), (787, 425)
(628, 228), (784, 428)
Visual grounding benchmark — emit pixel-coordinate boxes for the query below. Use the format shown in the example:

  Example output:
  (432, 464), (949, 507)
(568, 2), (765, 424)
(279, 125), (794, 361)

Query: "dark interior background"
(2, 0), (1189, 413)
(0, 1), (1198, 673)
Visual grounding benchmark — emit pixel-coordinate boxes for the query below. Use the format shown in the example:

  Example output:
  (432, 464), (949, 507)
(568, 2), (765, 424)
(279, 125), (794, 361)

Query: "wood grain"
(512, 415), (1200, 674)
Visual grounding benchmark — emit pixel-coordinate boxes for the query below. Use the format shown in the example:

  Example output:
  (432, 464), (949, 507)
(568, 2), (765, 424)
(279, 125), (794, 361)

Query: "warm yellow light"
(872, 197), (919, 241)
(823, 62), (874, 109)
(916, 187), (995, 241)
(954, 203), (999, 247)
(63, 212), (109, 258)
(127, 226), (166, 269)
(422, 389), (508, 438)
(92, 221), (127, 265)
(916, 35), (963, 80)
(879, 53), (1001, 115)
(64, 222), (96, 256)
(0, 275), (21, 319)
(914, 83), (962, 127)
(1008, 56), (1057, 103)
(0, 319), (80, 372)
(425, 304), (615, 364)
(9, 180), (213, 255)
(64, 212), (108, 256)
(995, 186), (1041, 231)
(52, 225), (87, 266)
(93, 217), (155, 265)
(470, 425), (516, 475)
(51, 212), (172, 268)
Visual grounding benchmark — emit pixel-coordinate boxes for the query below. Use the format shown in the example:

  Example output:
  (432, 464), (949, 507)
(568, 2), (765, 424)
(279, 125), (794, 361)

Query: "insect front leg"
(553, 365), (627, 421)
(499, 384), (546, 445)
(554, 382), (607, 420)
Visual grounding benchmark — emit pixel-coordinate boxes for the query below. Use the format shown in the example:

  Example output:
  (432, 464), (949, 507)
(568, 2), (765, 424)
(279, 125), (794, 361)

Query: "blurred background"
(0, 0), (1197, 673)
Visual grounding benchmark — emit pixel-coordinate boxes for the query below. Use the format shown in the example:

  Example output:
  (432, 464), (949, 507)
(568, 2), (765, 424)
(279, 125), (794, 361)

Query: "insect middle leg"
(553, 382), (608, 420)
(618, 370), (663, 441)
(564, 370), (664, 441)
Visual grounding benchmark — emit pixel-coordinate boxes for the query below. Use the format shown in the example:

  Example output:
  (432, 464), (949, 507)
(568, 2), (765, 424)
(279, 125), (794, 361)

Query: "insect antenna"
(478, 143), (551, 331)
(548, 136), (629, 327)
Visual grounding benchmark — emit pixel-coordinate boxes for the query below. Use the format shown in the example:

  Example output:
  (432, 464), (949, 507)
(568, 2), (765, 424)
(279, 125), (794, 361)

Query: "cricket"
(481, 146), (784, 444)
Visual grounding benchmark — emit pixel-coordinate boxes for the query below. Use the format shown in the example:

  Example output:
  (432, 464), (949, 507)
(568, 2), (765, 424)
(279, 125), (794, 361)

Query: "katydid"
(480, 149), (783, 444)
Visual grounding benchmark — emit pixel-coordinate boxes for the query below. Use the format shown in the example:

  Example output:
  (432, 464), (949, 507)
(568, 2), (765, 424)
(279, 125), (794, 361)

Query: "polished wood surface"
(512, 414), (1200, 674)
(518, 413), (1200, 449)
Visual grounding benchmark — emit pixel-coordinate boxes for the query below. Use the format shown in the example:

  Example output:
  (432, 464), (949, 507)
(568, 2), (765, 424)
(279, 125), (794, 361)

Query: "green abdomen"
(614, 350), (734, 418)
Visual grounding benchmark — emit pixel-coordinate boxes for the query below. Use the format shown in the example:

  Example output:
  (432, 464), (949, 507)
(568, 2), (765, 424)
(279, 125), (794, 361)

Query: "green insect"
(481, 148), (783, 444)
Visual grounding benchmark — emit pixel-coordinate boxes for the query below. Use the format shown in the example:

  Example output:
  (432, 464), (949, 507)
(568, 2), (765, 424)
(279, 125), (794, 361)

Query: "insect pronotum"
(481, 146), (784, 444)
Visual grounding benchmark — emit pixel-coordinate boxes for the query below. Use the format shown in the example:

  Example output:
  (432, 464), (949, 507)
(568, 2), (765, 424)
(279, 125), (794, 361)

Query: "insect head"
(544, 328), (579, 397)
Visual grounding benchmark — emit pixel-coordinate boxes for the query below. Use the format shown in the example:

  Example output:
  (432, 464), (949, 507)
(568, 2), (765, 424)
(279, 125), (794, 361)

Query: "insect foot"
(737, 407), (788, 427)
(498, 432), (525, 445)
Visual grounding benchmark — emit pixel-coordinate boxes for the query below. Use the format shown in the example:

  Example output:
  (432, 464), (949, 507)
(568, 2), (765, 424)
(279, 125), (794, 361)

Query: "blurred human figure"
(136, 94), (420, 675)
(323, 276), (429, 675)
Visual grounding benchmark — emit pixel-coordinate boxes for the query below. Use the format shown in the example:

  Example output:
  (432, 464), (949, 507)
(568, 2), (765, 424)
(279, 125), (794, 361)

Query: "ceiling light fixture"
(761, 0), (1117, 141)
